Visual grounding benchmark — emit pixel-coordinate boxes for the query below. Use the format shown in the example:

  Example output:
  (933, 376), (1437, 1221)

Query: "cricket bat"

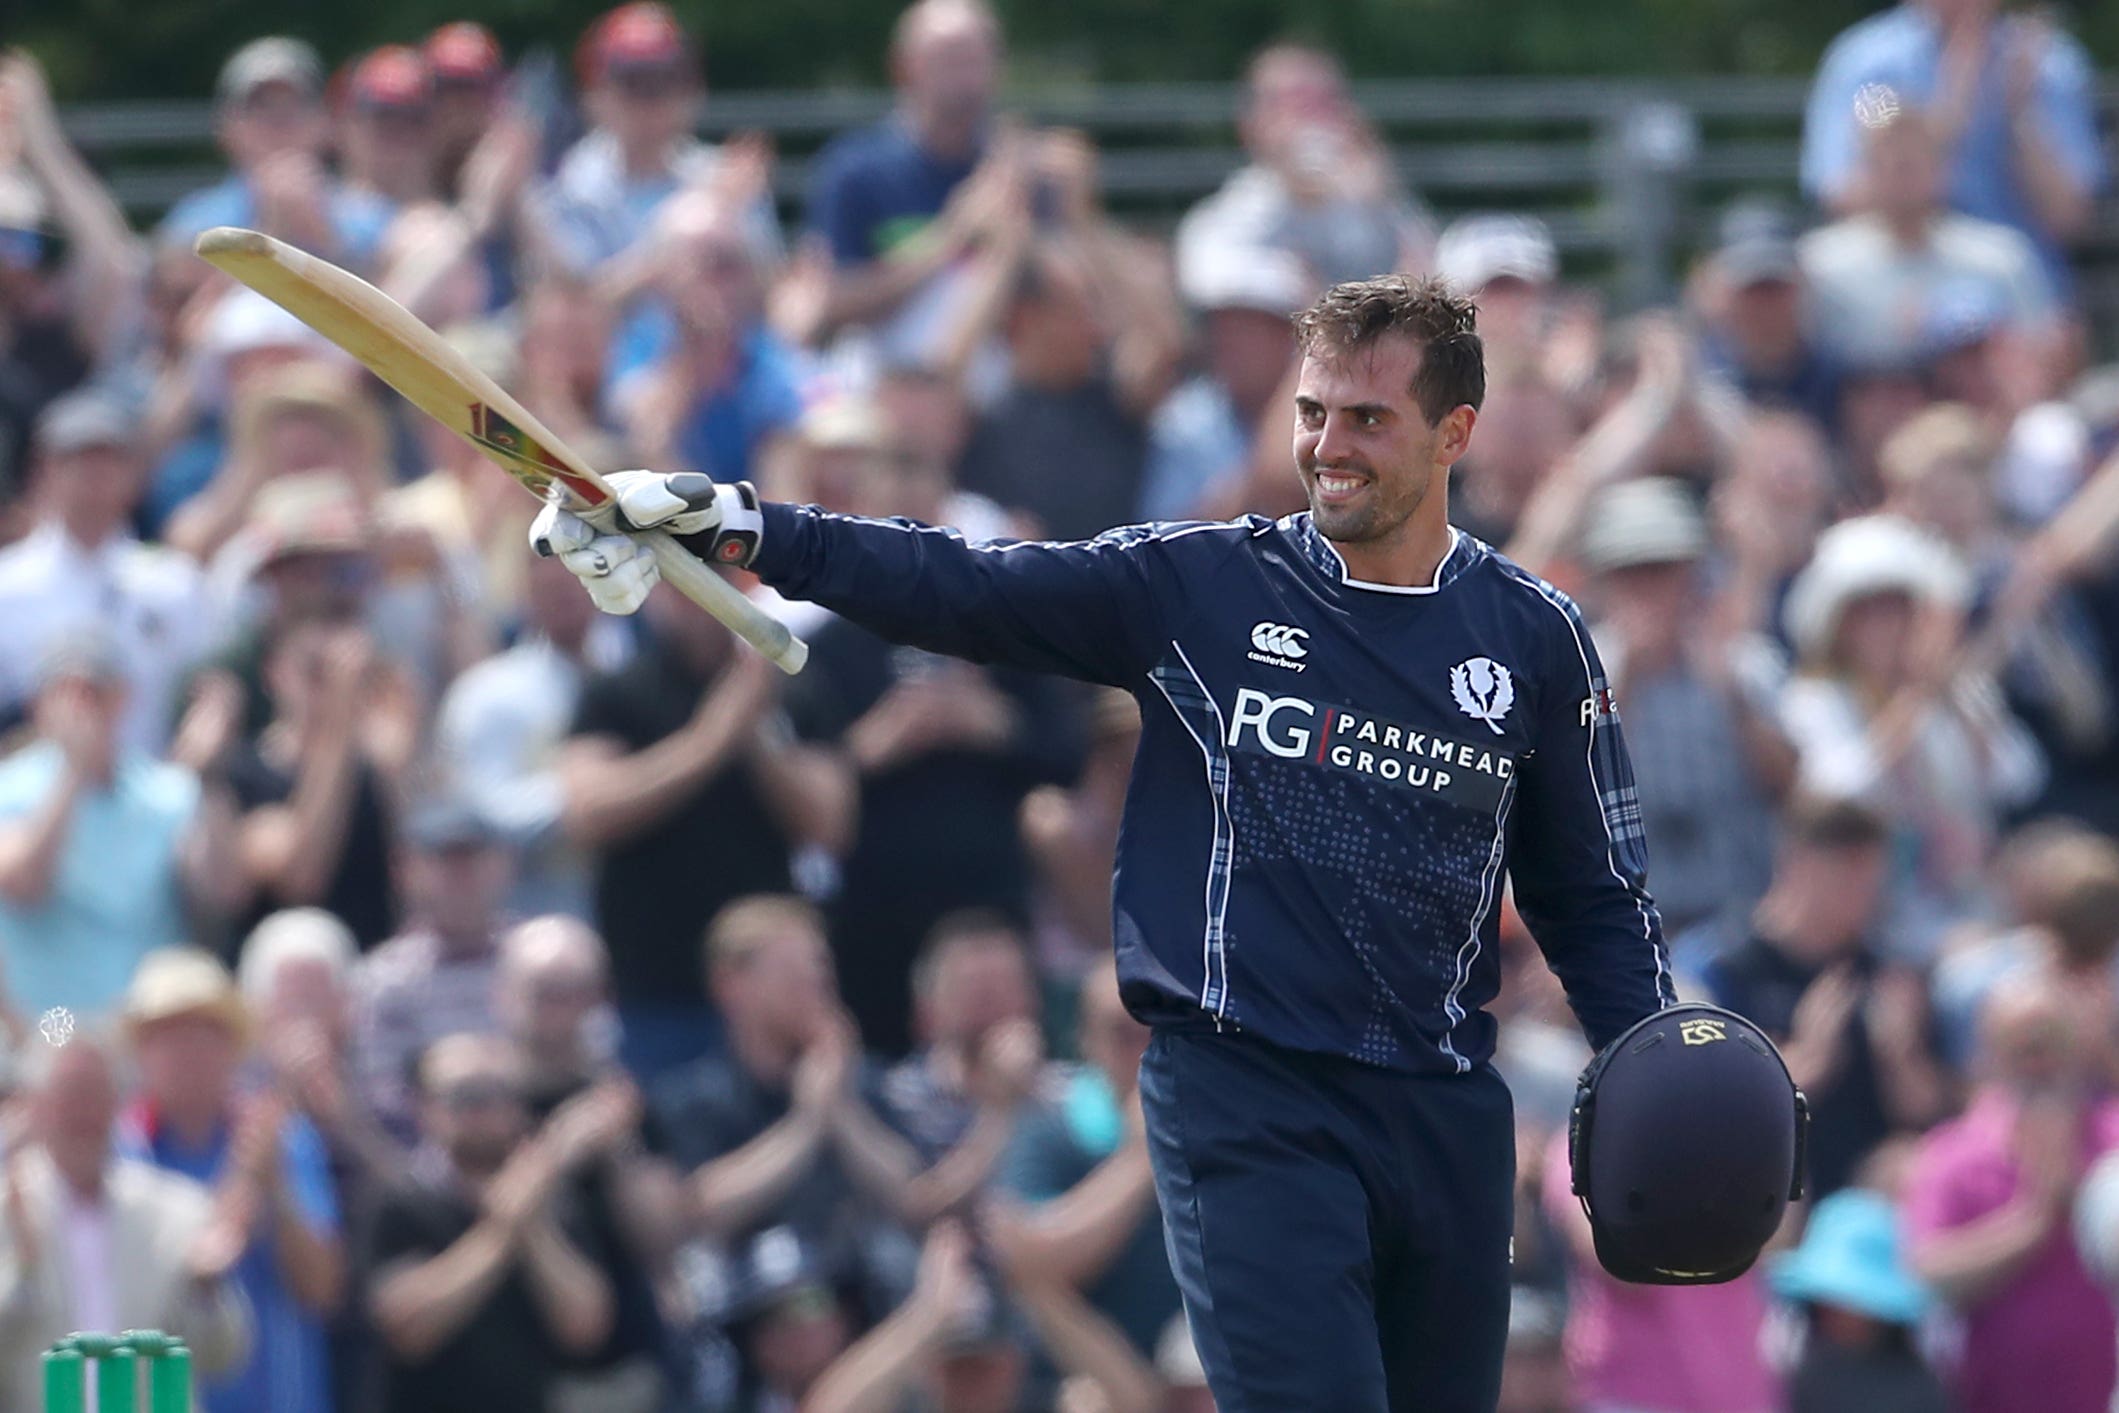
(192, 226), (808, 673)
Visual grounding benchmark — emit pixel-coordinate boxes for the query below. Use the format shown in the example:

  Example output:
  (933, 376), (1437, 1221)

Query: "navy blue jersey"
(738, 501), (1675, 1074)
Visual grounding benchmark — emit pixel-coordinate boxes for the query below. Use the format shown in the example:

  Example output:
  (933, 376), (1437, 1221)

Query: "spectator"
(0, 1029), (251, 1411)
(649, 896), (921, 1322)
(1539, 1118), (1775, 1413)
(1781, 514), (2045, 954)
(1019, 688), (1139, 1004)
(605, 191), (806, 485)
(1801, 0), (2104, 291)
(437, 550), (632, 921)
(156, 38), (392, 272)
(1695, 797), (1953, 1197)
(947, 134), (1185, 540)
(1448, 372), (1580, 550)
(1932, 821), (2119, 1076)
(1432, 214), (1559, 378)
(700, 1225), (862, 1413)
(1770, 1188), (1949, 1413)
(496, 917), (682, 1412)
(1176, 42), (1431, 300)
(879, 914), (1047, 1205)
(990, 963), (1174, 1359)
(804, 0), (1004, 352)
(1691, 199), (1847, 433)
(118, 948), (343, 1413)
(1144, 245), (1306, 523)
(0, 636), (240, 1022)
(240, 908), (395, 1413)
(227, 608), (412, 950)
(561, 587), (850, 1081)
(1906, 975), (2119, 1413)
(803, 1218), (1028, 1413)
(0, 390), (211, 755)
(353, 798), (516, 1145)
(536, 2), (779, 277)
(336, 46), (439, 210)
(1577, 477), (1792, 937)
(366, 1032), (626, 1413)
(422, 23), (507, 199)
(1800, 105), (2057, 378)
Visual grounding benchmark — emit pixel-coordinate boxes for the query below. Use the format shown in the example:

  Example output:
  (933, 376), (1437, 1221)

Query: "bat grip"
(642, 530), (810, 674)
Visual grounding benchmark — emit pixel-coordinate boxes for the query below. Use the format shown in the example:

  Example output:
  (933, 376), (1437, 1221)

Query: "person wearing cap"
(1690, 199), (1847, 433)
(1801, 0), (2103, 295)
(157, 37), (392, 273)
(803, 0), (1006, 344)
(1433, 213), (1560, 370)
(423, 23), (507, 195)
(1799, 105), (2057, 380)
(118, 947), (344, 1413)
(1577, 478), (1791, 938)
(0, 387), (212, 755)
(1175, 42), (1432, 309)
(1779, 513), (2044, 957)
(803, 1218), (1029, 1413)
(351, 796), (516, 1146)
(535, 2), (780, 277)
(1905, 974), (2119, 1413)
(1142, 247), (1308, 524)
(0, 631), (242, 1024)
(1771, 1189), (1949, 1413)
(701, 1224), (860, 1411)
(337, 46), (440, 210)
(0, 1026), (253, 1411)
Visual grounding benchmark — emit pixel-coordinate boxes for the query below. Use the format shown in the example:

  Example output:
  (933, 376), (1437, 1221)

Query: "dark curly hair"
(1293, 275), (1486, 425)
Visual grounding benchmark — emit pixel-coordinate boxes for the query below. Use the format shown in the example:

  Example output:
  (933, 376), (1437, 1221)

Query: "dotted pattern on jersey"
(1224, 751), (1510, 1067)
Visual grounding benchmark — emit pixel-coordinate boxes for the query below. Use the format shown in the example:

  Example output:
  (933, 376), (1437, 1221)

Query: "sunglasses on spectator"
(611, 67), (687, 99)
(437, 1078), (522, 1110)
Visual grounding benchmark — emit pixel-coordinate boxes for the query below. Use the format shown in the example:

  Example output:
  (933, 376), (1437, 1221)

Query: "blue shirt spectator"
(1801, 2), (2105, 291)
(123, 1112), (340, 1413)
(606, 304), (806, 484)
(808, 117), (981, 269)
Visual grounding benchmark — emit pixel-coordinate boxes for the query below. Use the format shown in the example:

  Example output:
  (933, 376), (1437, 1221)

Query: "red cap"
(425, 22), (504, 85)
(349, 45), (433, 111)
(580, 2), (693, 83)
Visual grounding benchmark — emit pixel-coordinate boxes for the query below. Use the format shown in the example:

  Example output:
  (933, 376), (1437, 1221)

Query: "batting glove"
(530, 472), (761, 616)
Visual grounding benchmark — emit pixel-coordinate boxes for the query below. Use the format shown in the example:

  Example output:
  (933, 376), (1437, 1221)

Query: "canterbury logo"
(1250, 623), (1310, 659)
(1679, 1018), (1728, 1047)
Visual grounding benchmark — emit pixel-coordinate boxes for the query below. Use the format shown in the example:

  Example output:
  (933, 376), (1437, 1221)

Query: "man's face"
(1599, 560), (1696, 651)
(721, 929), (838, 1048)
(514, 954), (608, 1059)
(1206, 308), (1296, 415)
(266, 955), (347, 1039)
(134, 1014), (242, 1109)
(422, 1044), (529, 1174)
(1793, 841), (1890, 951)
(34, 1046), (118, 1175)
(401, 842), (512, 941)
(1726, 276), (1805, 359)
(901, 12), (1000, 132)
(45, 444), (146, 537)
(928, 940), (1033, 1047)
(592, 66), (700, 152)
(220, 83), (323, 167)
(667, 217), (762, 335)
(1293, 336), (1465, 549)
(1867, 125), (1942, 221)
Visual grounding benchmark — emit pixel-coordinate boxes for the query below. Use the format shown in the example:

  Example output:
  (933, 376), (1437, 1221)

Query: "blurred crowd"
(0, 0), (2115, 1409)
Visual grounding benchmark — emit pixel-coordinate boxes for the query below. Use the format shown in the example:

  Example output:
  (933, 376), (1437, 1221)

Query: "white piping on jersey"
(1147, 641), (1237, 1023)
(1510, 573), (1674, 1007)
(1315, 526), (1463, 595)
(1440, 772), (1518, 1073)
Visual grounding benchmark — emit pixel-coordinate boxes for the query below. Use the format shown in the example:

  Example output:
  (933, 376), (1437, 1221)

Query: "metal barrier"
(42, 1331), (191, 1413)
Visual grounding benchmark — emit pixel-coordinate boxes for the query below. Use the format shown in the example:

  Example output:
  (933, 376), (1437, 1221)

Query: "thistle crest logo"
(1450, 657), (1514, 735)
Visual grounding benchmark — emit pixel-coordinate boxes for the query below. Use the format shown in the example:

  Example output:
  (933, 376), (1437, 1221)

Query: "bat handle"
(642, 530), (810, 674)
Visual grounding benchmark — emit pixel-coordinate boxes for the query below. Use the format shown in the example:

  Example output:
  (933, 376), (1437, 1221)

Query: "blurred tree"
(11, 0), (2114, 103)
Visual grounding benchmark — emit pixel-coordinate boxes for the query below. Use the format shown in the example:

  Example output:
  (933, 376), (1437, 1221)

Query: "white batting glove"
(529, 507), (661, 615)
(602, 470), (724, 536)
(529, 471), (754, 616)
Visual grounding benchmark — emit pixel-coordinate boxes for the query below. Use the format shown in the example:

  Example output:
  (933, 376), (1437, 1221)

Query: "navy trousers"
(1139, 1029), (1517, 1413)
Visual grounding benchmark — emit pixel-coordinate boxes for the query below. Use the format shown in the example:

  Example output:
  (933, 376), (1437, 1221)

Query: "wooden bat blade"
(193, 225), (613, 515)
(191, 226), (807, 673)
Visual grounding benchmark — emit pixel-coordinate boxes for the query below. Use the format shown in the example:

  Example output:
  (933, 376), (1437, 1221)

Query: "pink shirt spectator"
(1541, 1130), (1776, 1413)
(1903, 1092), (2119, 1413)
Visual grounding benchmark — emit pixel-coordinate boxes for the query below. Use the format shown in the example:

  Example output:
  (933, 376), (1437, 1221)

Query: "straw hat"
(121, 948), (250, 1043)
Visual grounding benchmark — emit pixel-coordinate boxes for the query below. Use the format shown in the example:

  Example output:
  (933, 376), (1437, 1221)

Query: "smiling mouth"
(1313, 470), (1369, 503)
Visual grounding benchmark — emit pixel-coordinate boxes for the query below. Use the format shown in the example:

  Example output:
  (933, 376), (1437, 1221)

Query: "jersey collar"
(1282, 513), (1480, 596)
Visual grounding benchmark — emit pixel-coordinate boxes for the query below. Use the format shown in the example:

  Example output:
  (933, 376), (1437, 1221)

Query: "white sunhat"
(1783, 514), (1970, 664)
(1434, 213), (1558, 293)
(1577, 477), (1708, 573)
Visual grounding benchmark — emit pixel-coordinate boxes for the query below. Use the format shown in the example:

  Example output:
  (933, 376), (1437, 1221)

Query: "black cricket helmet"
(1568, 1003), (1808, 1285)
